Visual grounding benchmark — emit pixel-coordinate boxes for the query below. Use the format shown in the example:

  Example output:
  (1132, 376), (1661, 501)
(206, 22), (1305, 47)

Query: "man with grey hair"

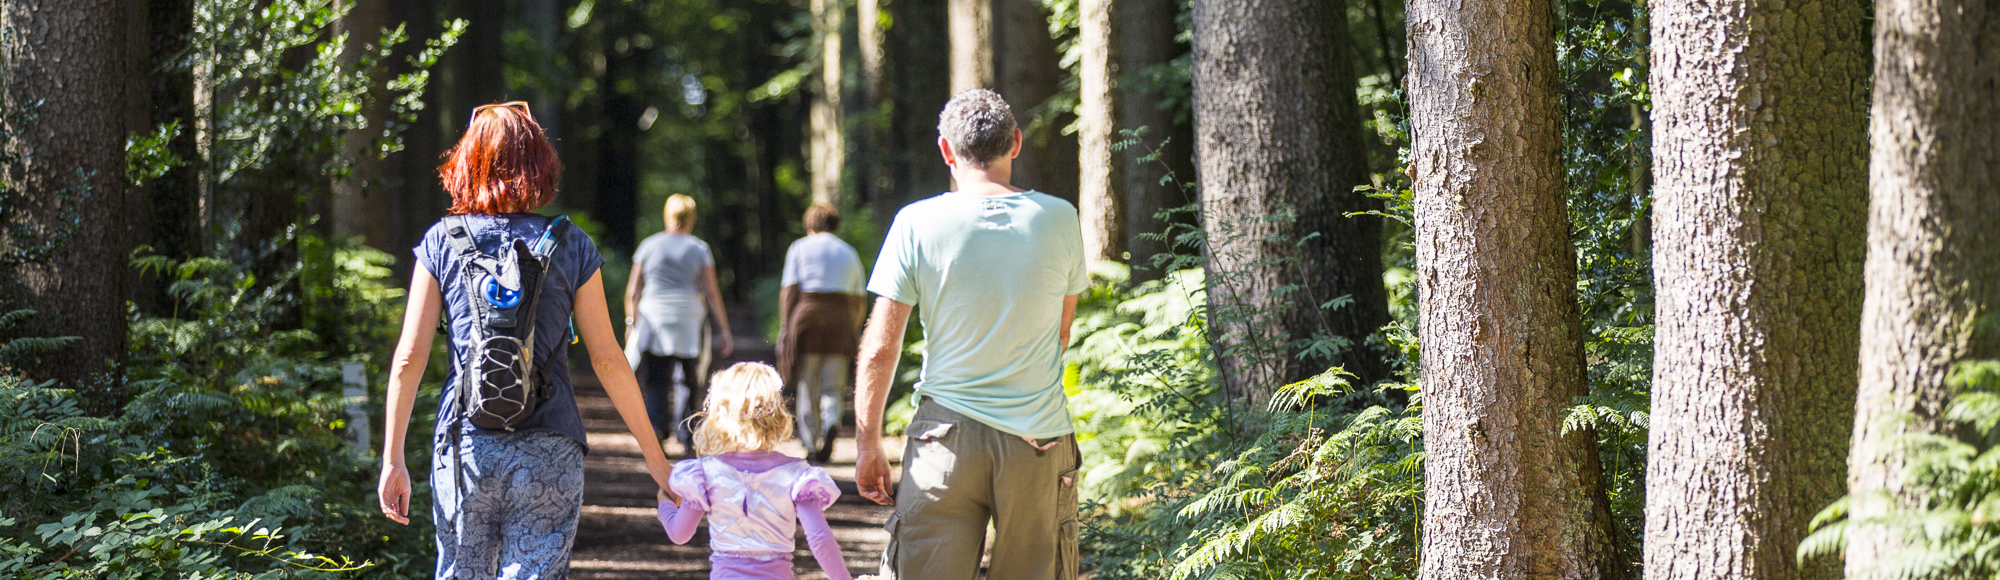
(852, 88), (1088, 579)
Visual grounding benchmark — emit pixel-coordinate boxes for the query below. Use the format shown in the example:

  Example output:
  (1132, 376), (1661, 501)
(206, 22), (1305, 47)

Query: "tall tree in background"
(1643, 0), (1870, 575)
(885, 0), (952, 216)
(1077, 0), (1122, 263)
(1118, 0), (1191, 279)
(333, 0), (391, 249)
(810, 0), (846, 206)
(1843, 0), (2000, 575)
(1406, 0), (1615, 573)
(948, 0), (1078, 201)
(1191, 0), (1387, 397)
(0, 0), (133, 390)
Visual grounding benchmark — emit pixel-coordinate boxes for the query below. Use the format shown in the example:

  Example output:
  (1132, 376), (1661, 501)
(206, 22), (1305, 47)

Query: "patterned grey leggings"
(432, 429), (586, 580)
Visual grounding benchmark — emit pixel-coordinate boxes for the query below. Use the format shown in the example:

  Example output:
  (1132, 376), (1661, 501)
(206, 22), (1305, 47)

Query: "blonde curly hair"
(692, 362), (795, 456)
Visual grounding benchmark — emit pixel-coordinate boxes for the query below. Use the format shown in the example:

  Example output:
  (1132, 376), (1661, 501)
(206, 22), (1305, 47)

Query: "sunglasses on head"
(471, 101), (531, 123)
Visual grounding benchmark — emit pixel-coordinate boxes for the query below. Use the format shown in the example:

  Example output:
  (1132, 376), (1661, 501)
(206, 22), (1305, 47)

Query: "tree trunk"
(885, 0), (951, 218)
(949, 0), (1079, 203)
(1077, 0), (1122, 263)
(146, 0), (200, 264)
(811, 0), (846, 206)
(334, 0), (392, 249)
(379, 0), (444, 282)
(1843, 0), (2000, 575)
(1643, 0), (1870, 577)
(855, 0), (884, 209)
(1405, 0), (1615, 574)
(0, 0), (133, 390)
(1191, 0), (1387, 399)
(1117, 0), (1191, 280)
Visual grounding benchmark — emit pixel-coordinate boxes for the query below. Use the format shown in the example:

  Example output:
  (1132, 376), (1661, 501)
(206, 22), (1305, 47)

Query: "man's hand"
(378, 462), (411, 525)
(856, 437), (896, 505)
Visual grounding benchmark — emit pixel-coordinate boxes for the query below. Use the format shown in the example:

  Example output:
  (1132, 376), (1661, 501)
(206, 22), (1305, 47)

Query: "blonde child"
(657, 362), (853, 580)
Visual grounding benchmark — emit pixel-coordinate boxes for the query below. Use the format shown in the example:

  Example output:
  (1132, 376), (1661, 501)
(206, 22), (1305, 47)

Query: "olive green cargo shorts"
(879, 401), (1081, 580)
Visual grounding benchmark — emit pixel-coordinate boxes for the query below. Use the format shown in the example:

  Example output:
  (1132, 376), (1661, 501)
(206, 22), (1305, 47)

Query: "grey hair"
(937, 89), (1018, 167)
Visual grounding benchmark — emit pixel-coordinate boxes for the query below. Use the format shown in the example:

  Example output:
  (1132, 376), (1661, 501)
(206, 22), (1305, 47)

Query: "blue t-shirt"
(867, 191), (1089, 439)
(416, 213), (603, 452)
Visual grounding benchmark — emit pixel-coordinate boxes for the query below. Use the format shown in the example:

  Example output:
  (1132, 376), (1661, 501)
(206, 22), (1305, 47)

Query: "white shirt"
(781, 232), (865, 294)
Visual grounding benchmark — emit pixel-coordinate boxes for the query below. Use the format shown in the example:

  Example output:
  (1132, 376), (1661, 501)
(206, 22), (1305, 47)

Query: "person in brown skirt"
(776, 204), (868, 462)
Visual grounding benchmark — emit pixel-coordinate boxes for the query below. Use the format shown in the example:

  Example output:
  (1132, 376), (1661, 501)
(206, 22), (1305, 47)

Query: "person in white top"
(776, 204), (868, 462)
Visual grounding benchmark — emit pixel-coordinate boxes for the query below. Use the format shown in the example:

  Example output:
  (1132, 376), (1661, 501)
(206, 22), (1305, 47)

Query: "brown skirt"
(778, 292), (863, 383)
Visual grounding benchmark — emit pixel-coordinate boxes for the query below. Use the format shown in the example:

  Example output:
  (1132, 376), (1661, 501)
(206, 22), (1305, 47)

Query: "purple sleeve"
(791, 467), (841, 509)
(669, 459), (709, 511)
(797, 503), (852, 580)
(656, 500), (705, 545)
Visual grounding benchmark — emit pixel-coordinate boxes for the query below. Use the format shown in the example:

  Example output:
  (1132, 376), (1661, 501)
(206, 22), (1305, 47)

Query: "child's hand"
(657, 488), (682, 507)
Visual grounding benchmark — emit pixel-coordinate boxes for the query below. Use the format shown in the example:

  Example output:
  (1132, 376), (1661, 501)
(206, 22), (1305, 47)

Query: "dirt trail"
(566, 311), (897, 579)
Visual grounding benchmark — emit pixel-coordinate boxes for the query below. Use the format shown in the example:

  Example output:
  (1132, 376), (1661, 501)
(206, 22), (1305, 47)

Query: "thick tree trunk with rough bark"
(0, 0), (133, 390)
(949, 0), (1078, 202)
(1118, 0), (1191, 280)
(1191, 0), (1387, 398)
(1844, 0), (2000, 576)
(1077, 0), (1121, 263)
(1643, 0), (1870, 577)
(811, 0), (846, 206)
(1405, 0), (1615, 575)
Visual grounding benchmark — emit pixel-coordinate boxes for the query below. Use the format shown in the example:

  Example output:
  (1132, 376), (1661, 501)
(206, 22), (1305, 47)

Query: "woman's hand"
(378, 462), (412, 525)
(718, 328), (736, 358)
(657, 487), (683, 507)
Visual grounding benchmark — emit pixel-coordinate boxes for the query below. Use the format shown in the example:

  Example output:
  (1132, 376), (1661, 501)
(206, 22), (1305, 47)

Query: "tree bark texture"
(1192, 0), (1387, 398)
(1078, 0), (1122, 263)
(811, 0), (846, 206)
(1118, 0), (1192, 279)
(0, 0), (133, 387)
(1844, 0), (2000, 575)
(949, 0), (1078, 202)
(1644, 0), (1870, 577)
(1405, 0), (1615, 574)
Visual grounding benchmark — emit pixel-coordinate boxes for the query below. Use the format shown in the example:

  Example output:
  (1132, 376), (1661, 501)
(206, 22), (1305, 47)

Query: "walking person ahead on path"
(776, 204), (868, 463)
(854, 89), (1089, 580)
(625, 194), (736, 449)
(656, 362), (854, 580)
(376, 101), (680, 580)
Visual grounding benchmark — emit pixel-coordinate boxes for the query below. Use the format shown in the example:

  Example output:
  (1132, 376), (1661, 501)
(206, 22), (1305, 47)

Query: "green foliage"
(0, 0), (456, 576)
(0, 245), (432, 578)
(1799, 360), (2000, 579)
(1070, 265), (1423, 579)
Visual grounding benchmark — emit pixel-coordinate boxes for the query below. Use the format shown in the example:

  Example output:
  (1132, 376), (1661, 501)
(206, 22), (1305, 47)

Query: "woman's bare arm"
(577, 271), (680, 502)
(378, 268), (444, 524)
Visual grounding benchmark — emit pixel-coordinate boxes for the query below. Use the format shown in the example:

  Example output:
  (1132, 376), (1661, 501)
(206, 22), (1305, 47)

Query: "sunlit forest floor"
(566, 306), (895, 579)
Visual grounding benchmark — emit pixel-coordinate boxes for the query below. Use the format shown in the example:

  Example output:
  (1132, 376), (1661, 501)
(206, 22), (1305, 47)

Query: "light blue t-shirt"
(867, 190), (1089, 439)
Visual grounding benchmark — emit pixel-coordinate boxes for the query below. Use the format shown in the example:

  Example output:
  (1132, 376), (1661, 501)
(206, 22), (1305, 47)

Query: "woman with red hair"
(375, 102), (680, 579)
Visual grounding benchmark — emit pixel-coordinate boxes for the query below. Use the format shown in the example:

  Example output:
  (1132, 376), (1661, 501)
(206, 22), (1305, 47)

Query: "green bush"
(0, 244), (434, 578)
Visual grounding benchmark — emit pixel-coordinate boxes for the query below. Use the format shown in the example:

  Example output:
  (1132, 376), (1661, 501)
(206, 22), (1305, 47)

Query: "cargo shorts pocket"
(1056, 462), (1080, 580)
(879, 512), (902, 579)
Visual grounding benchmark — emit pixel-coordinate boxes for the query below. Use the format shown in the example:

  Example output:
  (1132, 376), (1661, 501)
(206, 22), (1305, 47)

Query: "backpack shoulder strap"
(443, 214), (478, 259)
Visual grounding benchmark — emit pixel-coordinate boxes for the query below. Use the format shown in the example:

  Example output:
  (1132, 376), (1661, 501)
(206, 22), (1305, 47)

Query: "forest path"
(566, 305), (896, 579)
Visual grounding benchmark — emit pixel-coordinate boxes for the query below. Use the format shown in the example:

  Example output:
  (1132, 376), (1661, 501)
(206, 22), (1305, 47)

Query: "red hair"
(438, 103), (562, 214)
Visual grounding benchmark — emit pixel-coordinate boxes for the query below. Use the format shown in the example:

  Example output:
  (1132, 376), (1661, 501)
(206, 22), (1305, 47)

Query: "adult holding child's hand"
(374, 101), (679, 578)
(853, 89), (1087, 580)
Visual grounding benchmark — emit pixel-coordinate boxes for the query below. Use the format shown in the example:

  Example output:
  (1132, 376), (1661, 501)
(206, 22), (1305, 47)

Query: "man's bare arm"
(853, 296), (911, 505)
